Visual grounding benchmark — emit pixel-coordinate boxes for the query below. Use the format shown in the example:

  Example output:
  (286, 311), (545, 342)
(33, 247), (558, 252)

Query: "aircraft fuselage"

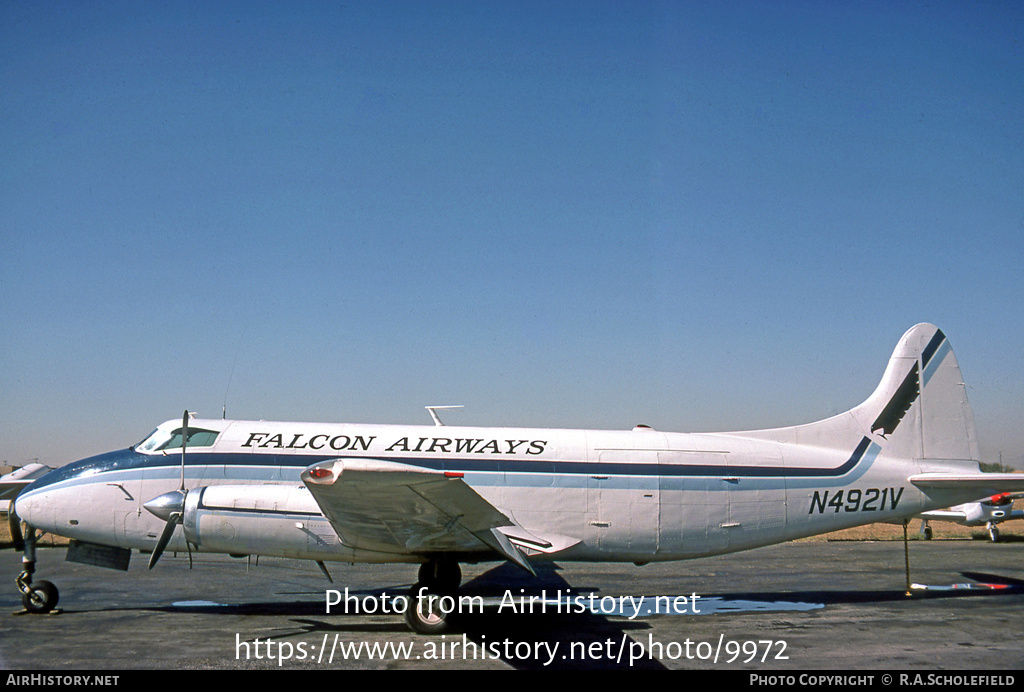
(15, 417), (939, 565)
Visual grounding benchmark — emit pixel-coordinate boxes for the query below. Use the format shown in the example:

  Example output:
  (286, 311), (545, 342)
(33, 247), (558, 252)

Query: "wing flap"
(476, 527), (535, 575)
(497, 525), (581, 556)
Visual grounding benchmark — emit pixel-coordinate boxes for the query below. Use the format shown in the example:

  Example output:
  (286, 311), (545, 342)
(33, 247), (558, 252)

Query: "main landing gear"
(15, 524), (60, 614)
(920, 521), (933, 540)
(403, 557), (462, 634)
(988, 522), (1000, 543)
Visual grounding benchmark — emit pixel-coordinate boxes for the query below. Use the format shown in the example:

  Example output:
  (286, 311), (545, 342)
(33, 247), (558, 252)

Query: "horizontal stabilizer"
(909, 473), (1024, 498)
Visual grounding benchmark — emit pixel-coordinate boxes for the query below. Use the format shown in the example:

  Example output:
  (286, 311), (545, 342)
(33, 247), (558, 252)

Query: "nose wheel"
(14, 524), (60, 614)
(18, 575), (59, 613)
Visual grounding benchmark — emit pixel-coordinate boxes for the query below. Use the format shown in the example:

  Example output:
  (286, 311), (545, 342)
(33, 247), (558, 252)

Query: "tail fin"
(739, 324), (981, 470)
(848, 323), (980, 467)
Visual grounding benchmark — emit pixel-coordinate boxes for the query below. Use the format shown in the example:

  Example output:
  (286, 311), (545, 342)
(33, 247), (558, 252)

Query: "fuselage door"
(587, 448), (659, 556)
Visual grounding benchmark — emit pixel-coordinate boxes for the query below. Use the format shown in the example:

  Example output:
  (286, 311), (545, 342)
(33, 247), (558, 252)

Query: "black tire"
(404, 583), (451, 635)
(22, 580), (59, 614)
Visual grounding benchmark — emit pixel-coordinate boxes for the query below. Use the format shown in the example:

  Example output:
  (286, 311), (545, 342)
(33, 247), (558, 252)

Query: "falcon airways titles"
(240, 431), (548, 456)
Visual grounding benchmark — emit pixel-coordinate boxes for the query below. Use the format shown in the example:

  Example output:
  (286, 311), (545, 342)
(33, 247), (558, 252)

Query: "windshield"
(135, 426), (220, 453)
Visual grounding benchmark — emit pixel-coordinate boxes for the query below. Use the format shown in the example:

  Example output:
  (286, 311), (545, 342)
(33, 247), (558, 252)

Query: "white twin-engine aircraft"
(12, 324), (1024, 632)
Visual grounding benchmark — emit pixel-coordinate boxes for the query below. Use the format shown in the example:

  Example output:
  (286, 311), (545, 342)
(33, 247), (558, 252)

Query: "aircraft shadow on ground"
(448, 562), (666, 670)
(143, 561), (1024, 670)
(10, 549), (1023, 670)
(142, 562), (665, 669)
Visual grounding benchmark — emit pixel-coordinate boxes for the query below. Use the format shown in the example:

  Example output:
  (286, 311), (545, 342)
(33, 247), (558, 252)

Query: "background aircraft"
(918, 493), (1024, 541)
(1, 464), (51, 542)
(0, 464), (52, 503)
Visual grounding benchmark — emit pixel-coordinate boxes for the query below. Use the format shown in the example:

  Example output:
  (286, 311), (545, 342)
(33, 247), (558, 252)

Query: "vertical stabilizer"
(848, 324), (980, 467)
(736, 324), (980, 471)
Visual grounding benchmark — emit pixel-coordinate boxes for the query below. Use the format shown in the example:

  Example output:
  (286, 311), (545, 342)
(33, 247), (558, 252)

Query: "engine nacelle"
(180, 484), (353, 560)
(963, 502), (1006, 525)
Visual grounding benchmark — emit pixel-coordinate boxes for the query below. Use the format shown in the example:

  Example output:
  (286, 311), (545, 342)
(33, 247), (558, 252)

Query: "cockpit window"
(135, 426), (220, 453)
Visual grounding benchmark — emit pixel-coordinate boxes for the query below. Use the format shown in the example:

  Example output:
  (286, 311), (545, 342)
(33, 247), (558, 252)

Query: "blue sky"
(2, 1), (1023, 468)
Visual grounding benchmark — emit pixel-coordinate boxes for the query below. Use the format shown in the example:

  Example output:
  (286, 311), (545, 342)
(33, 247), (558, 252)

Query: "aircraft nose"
(13, 487), (53, 533)
(10, 448), (147, 542)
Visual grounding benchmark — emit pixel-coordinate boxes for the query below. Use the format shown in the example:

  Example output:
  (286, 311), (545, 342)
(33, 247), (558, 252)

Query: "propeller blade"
(146, 409), (193, 570)
(144, 479), (189, 570)
(180, 410), (189, 491)
(149, 512), (181, 570)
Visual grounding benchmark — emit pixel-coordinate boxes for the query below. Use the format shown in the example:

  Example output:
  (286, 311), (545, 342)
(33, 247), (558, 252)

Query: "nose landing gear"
(14, 524), (60, 614)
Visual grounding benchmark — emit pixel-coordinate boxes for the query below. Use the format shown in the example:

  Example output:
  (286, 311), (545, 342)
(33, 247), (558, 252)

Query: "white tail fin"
(849, 323), (980, 465)
(738, 324), (981, 470)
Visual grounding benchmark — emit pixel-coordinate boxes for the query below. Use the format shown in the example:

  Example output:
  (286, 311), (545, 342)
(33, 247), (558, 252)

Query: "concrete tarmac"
(1, 538), (1023, 671)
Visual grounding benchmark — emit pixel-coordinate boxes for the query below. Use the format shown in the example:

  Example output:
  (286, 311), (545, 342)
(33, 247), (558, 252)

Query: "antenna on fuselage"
(425, 405), (463, 426)
(223, 344), (241, 420)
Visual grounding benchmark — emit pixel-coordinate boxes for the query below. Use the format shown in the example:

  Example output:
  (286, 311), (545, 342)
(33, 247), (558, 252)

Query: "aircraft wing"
(301, 459), (551, 573)
(908, 473), (1024, 498)
(917, 509), (970, 523)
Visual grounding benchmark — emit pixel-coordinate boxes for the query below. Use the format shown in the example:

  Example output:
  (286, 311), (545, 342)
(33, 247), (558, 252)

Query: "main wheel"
(404, 583), (451, 635)
(21, 580), (59, 614)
